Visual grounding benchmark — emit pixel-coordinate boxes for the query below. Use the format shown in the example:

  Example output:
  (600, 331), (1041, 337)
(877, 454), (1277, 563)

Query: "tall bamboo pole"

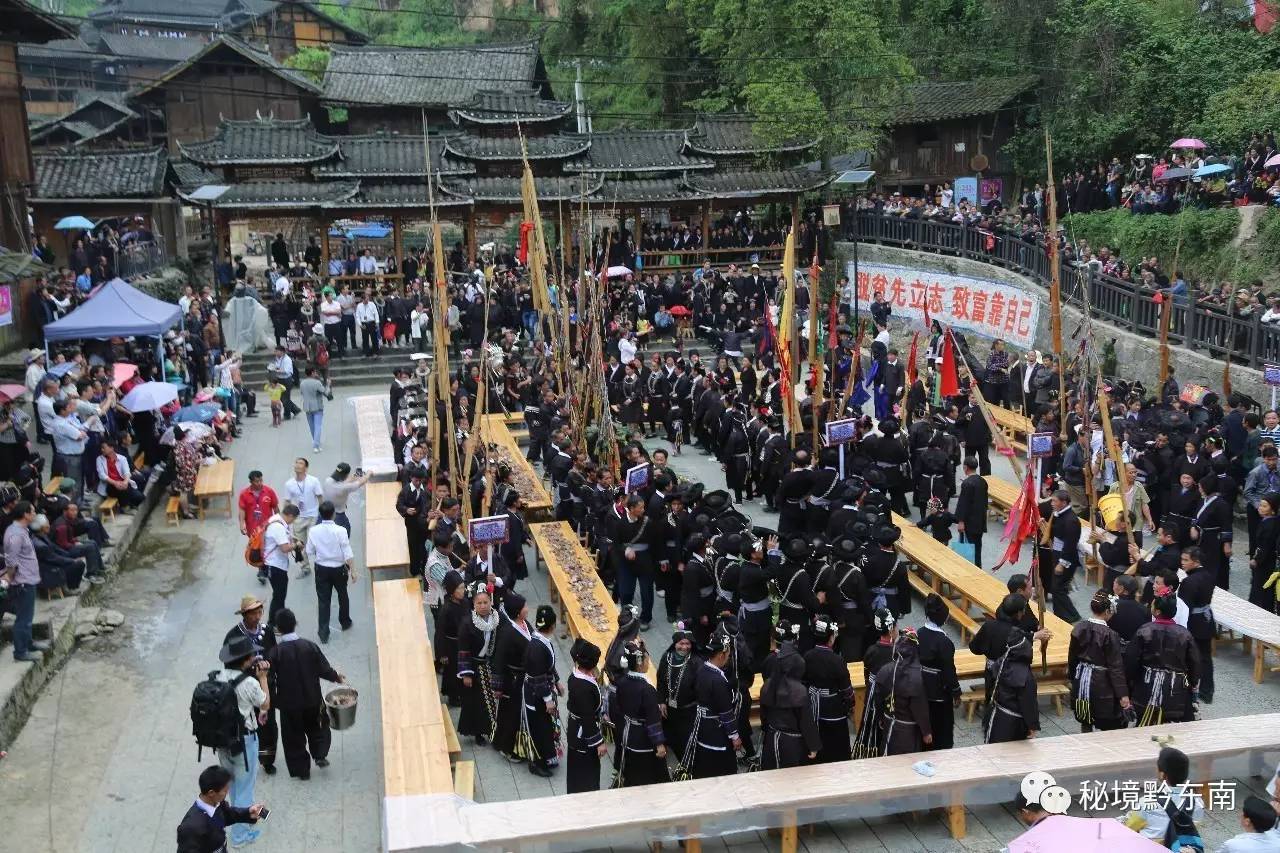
(808, 252), (822, 453)
(1045, 131), (1068, 443)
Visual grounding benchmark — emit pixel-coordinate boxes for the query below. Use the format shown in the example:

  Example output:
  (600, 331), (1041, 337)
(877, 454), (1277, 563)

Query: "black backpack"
(1162, 795), (1204, 852)
(191, 670), (250, 768)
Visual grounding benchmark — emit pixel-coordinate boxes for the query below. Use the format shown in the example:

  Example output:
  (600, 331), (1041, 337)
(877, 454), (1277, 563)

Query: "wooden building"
(321, 40), (553, 135)
(130, 36), (326, 152)
(30, 93), (162, 148)
(873, 75), (1037, 201)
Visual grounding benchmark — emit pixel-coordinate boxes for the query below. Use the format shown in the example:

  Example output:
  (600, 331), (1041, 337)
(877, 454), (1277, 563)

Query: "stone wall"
(833, 241), (1269, 404)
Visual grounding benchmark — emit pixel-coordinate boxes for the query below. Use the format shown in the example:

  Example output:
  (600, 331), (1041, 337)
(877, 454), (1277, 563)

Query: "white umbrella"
(160, 421), (214, 446)
(120, 381), (178, 413)
(606, 265), (634, 278)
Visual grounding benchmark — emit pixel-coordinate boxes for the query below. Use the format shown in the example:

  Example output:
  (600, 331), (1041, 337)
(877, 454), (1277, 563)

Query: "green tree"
(283, 46), (330, 84)
(684, 0), (913, 159)
(1195, 70), (1280, 152)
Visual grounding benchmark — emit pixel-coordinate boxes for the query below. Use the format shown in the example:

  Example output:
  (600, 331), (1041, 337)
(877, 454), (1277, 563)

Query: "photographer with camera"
(212, 635), (271, 847)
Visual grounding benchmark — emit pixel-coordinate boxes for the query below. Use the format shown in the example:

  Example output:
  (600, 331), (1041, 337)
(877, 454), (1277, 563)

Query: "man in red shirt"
(239, 469), (279, 585)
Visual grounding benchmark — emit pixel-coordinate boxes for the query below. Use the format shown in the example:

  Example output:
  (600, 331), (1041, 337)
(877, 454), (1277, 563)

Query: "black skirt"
(457, 660), (496, 740)
(691, 743), (737, 779)
(815, 717), (851, 763)
(762, 728), (807, 770)
(613, 746), (670, 787)
(492, 677), (525, 757)
(925, 700), (954, 751)
(983, 704), (1029, 743)
(566, 747), (601, 794)
(662, 706), (697, 764)
(521, 700), (559, 767)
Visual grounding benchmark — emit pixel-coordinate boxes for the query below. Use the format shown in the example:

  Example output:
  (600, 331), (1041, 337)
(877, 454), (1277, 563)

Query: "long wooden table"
(478, 413), (552, 520)
(366, 478), (411, 572)
(891, 511), (1073, 670)
(194, 458), (235, 519)
(367, 481), (403, 520)
(383, 713), (1280, 852)
(989, 404), (1034, 451)
(352, 394), (398, 477)
(373, 579), (454, 797)
(985, 475), (1098, 573)
(530, 520), (654, 685)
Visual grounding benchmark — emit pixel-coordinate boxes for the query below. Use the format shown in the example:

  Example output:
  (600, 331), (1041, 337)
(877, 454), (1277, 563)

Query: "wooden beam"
(392, 213), (404, 279)
(320, 217), (330, 274)
(466, 209), (477, 266)
(702, 202), (711, 263)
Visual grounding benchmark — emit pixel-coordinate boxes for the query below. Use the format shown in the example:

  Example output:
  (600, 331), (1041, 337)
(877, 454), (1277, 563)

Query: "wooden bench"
(366, 481), (403, 520)
(133, 451), (145, 470)
(1209, 585), (1280, 683)
(985, 475), (1104, 584)
(480, 414), (552, 520)
(989, 403), (1033, 453)
(367, 517), (411, 572)
(452, 759), (475, 799)
(352, 394), (397, 477)
(98, 496), (118, 521)
(373, 579), (454, 797)
(959, 680), (1069, 721)
(441, 702), (462, 762)
(193, 459), (235, 520)
(383, 713), (1280, 851)
(904, 569), (979, 641)
(166, 495), (181, 525)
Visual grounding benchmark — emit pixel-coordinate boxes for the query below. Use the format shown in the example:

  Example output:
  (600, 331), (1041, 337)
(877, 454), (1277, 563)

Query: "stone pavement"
(1, 381), (1278, 853)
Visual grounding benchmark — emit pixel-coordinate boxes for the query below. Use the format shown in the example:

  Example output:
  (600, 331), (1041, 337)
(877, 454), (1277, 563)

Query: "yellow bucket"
(1098, 493), (1126, 529)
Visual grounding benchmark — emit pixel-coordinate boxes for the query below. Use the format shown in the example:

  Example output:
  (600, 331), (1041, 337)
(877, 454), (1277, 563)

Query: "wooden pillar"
(466, 209), (477, 265)
(392, 213), (404, 276)
(634, 205), (643, 271)
(702, 201), (711, 263)
(320, 217), (330, 275)
(561, 211), (573, 276)
(790, 194), (800, 235)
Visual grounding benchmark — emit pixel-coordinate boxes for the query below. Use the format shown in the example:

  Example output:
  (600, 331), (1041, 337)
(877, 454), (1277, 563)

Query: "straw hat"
(26, 348), (44, 363)
(236, 595), (265, 615)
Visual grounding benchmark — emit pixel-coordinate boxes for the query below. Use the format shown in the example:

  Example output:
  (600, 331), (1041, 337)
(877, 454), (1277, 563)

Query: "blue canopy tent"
(42, 277), (183, 380)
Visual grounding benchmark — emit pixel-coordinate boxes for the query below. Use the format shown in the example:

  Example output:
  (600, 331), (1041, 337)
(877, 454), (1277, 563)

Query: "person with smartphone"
(322, 462), (370, 537)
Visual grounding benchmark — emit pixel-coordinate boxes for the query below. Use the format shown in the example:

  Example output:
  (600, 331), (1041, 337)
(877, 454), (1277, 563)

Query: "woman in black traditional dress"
(760, 646), (820, 770)
(603, 605), (641, 742)
(521, 604), (563, 777)
(610, 640), (670, 787)
(491, 593), (531, 760)
(656, 625), (699, 767)
(682, 632), (740, 780)
(873, 629), (932, 756)
(983, 627), (1039, 743)
(1125, 590), (1200, 725)
(803, 615), (853, 763)
(1068, 589), (1132, 732)
(918, 594), (960, 751)
(433, 570), (468, 706)
(457, 582), (500, 745)
(1249, 492), (1280, 610)
(565, 638), (605, 793)
(853, 607), (896, 758)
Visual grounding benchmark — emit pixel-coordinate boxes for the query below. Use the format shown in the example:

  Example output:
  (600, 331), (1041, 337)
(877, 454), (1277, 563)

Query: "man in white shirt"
(1217, 796), (1280, 853)
(35, 377), (59, 442)
(273, 269), (291, 298)
(50, 397), (88, 503)
(262, 505), (299, 620)
(305, 501), (355, 643)
(214, 634), (271, 847)
(269, 346), (300, 420)
(319, 292), (344, 358)
(1153, 570), (1190, 628)
(355, 291), (381, 357)
(283, 458), (322, 576)
(618, 332), (638, 366)
(357, 249), (377, 276)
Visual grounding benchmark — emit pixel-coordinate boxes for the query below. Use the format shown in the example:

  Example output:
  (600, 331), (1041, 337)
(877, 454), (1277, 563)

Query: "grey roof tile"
(437, 174), (602, 202)
(322, 41), (541, 107)
(34, 146), (168, 198)
(443, 133), (588, 162)
(326, 181), (471, 209)
(450, 89), (570, 124)
(684, 168), (833, 197)
(565, 129), (713, 173)
(685, 115), (816, 155)
(891, 75), (1037, 125)
(182, 179), (360, 208)
(98, 33), (204, 62)
(179, 116), (338, 166)
(314, 133), (473, 178)
(595, 178), (698, 203)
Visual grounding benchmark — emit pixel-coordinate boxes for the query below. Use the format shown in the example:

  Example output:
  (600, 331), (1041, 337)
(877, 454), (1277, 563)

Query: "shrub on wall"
(1060, 208), (1250, 282)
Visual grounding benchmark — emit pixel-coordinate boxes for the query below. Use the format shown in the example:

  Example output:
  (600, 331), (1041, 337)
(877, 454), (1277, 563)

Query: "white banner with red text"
(846, 261), (1041, 349)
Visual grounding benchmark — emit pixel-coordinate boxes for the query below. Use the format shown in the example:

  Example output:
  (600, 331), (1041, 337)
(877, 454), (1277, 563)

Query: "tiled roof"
(891, 75), (1038, 125)
(180, 179), (360, 209)
(30, 95), (140, 146)
(313, 133), (473, 178)
(0, 250), (52, 284)
(34, 147), (168, 199)
(596, 178), (698, 204)
(322, 41), (542, 107)
(450, 89), (570, 124)
(438, 174), (603, 203)
(565, 129), (713, 173)
(168, 159), (222, 190)
(129, 36), (321, 100)
(685, 115), (816, 155)
(443, 133), (589, 162)
(179, 117), (338, 166)
(98, 33), (204, 62)
(1, 0), (77, 42)
(19, 36), (97, 60)
(685, 168), (833, 198)
(325, 182), (471, 209)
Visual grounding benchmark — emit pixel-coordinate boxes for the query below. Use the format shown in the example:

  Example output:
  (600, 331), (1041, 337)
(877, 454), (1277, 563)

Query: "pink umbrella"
(1266, 153), (1280, 168)
(112, 362), (138, 388)
(0, 384), (28, 404)
(1170, 137), (1206, 149)
(1009, 815), (1168, 853)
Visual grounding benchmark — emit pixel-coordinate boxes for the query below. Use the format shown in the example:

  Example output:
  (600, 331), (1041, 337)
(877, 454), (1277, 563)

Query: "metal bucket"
(325, 687), (359, 731)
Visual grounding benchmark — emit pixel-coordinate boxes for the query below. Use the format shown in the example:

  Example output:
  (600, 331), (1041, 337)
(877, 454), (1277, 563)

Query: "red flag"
(517, 221), (534, 265)
(939, 332), (960, 397)
(991, 467), (1041, 571)
(905, 331), (920, 390)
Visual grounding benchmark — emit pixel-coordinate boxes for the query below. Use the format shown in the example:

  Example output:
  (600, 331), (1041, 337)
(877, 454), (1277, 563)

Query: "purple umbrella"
(1170, 137), (1206, 149)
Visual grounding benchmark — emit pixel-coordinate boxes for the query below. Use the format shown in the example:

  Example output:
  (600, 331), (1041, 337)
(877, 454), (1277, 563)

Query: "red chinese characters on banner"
(846, 261), (1040, 348)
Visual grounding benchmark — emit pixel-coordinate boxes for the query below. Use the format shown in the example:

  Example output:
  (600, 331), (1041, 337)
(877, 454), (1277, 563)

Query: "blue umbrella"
(54, 215), (95, 230)
(1194, 162), (1231, 178)
(173, 403), (221, 424)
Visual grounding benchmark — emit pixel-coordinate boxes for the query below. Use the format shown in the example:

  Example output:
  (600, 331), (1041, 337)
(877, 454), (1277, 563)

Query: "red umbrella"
(0, 384), (28, 403)
(669, 305), (691, 317)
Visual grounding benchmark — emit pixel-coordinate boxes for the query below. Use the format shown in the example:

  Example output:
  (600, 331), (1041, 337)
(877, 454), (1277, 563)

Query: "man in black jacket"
(1108, 575), (1149, 642)
(176, 765), (265, 853)
(266, 608), (345, 780)
(954, 457), (988, 566)
(1045, 489), (1083, 623)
